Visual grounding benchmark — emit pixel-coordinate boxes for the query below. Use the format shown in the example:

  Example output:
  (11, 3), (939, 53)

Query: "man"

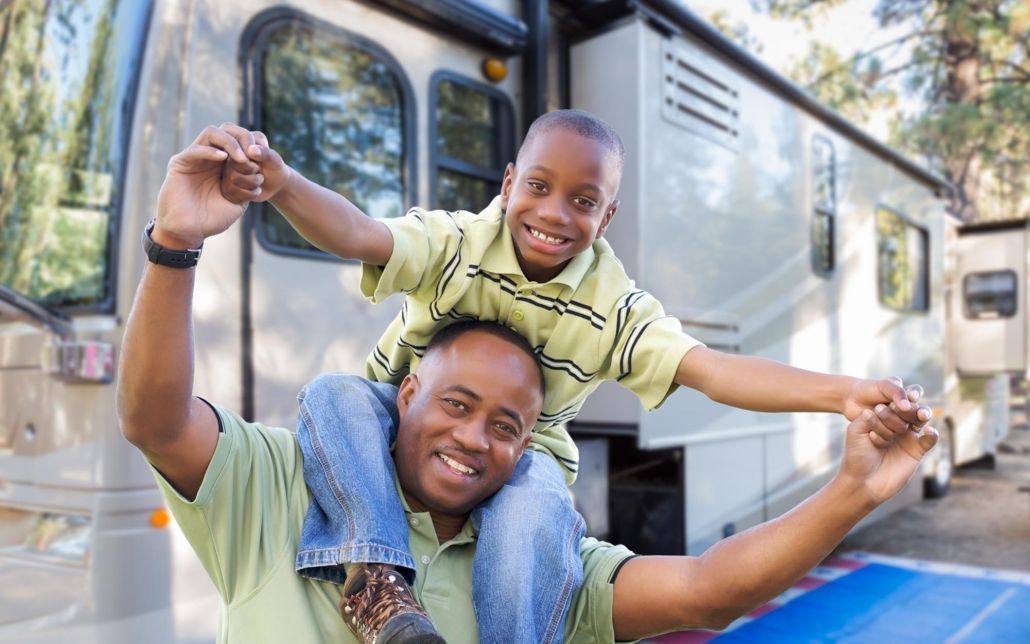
(117, 128), (939, 643)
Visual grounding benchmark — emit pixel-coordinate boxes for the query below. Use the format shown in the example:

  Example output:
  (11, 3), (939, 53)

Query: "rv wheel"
(924, 425), (953, 498)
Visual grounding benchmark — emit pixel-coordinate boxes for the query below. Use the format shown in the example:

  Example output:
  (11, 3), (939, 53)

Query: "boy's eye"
(527, 180), (547, 192)
(573, 196), (597, 209)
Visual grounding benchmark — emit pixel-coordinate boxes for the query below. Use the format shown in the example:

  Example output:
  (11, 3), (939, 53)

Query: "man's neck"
(428, 512), (466, 544)
(402, 491), (468, 544)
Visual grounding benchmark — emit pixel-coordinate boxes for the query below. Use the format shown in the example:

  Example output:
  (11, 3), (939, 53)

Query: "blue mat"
(715, 563), (1030, 643)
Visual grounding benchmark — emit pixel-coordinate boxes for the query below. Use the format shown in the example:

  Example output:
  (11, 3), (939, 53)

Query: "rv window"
(431, 73), (513, 210)
(810, 135), (835, 276)
(964, 270), (1017, 319)
(876, 207), (929, 312)
(0, 0), (150, 309)
(256, 23), (408, 253)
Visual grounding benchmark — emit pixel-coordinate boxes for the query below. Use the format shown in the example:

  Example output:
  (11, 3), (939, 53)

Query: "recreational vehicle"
(0, 0), (1013, 640)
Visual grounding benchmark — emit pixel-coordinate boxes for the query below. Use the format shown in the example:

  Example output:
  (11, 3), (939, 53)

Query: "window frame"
(428, 69), (514, 211)
(0, 0), (154, 314)
(963, 269), (1018, 320)
(874, 204), (931, 314)
(240, 8), (417, 262)
(810, 133), (836, 278)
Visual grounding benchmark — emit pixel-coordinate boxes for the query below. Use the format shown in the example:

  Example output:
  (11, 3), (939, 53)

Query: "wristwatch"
(142, 220), (203, 268)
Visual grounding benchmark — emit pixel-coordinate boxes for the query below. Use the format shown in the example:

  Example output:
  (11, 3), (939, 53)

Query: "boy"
(219, 111), (930, 644)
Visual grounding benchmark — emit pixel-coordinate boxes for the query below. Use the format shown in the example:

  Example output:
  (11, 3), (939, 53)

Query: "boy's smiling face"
(500, 128), (621, 283)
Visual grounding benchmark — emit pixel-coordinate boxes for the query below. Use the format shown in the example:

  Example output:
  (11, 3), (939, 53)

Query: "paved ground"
(650, 422), (1030, 644)
(835, 423), (1030, 572)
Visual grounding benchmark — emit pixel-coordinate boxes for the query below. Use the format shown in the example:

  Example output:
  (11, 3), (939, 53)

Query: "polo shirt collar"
(394, 473), (477, 545)
(480, 196), (597, 290)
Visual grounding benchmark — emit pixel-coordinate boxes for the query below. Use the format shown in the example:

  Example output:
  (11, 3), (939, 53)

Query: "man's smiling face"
(393, 329), (543, 520)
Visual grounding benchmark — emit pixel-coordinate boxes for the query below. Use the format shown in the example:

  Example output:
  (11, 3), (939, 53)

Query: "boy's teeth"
(530, 227), (565, 245)
(439, 453), (477, 475)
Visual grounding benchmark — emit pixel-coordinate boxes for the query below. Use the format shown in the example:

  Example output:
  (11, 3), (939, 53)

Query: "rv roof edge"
(957, 218), (1030, 234)
(635, 0), (950, 193)
(369, 0), (529, 54)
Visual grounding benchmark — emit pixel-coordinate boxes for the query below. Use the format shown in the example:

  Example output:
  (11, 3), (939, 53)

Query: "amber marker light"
(150, 508), (171, 529)
(482, 57), (507, 82)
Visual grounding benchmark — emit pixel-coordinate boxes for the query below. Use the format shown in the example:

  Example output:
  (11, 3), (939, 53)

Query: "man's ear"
(597, 199), (619, 238)
(499, 162), (516, 209)
(396, 373), (419, 418)
(520, 431), (533, 451)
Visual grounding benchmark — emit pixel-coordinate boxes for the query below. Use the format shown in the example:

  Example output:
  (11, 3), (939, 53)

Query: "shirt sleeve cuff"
(639, 335), (704, 411)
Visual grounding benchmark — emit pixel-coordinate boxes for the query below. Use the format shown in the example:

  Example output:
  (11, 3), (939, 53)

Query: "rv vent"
(661, 41), (740, 150)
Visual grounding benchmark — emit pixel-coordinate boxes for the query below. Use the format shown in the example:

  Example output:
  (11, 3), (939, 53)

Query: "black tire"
(924, 425), (953, 498)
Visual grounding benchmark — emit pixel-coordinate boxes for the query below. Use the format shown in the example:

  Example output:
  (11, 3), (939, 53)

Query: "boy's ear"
(499, 162), (516, 209)
(597, 199), (619, 237)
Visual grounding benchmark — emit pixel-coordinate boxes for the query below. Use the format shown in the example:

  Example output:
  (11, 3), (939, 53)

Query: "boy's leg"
(471, 450), (586, 644)
(295, 373), (414, 581)
(296, 374), (443, 644)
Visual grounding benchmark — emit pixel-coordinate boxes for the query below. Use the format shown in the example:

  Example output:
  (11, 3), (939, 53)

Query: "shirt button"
(409, 517), (419, 527)
(512, 310), (524, 321)
(524, 288), (535, 296)
(421, 555), (431, 565)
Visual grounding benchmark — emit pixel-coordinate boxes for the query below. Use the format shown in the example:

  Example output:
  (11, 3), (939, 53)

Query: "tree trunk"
(942, 0), (983, 221)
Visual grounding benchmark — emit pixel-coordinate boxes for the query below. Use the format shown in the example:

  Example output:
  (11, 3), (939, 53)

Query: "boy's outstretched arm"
(218, 123), (393, 266)
(675, 346), (931, 432)
(609, 410), (938, 640)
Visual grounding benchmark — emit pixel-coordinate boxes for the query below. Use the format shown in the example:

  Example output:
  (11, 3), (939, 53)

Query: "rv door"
(952, 222), (1029, 375)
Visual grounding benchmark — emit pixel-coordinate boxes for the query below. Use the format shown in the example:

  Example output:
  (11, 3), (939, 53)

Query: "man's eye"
(495, 423), (518, 437)
(444, 398), (467, 411)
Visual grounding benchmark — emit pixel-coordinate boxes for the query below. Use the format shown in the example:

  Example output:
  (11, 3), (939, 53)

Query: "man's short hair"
(426, 321), (545, 396)
(517, 109), (625, 172)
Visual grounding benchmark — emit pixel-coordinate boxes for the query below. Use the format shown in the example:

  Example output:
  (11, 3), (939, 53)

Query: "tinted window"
(0, 0), (150, 307)
(964, 270), (1017, 319)
(432, 75), (513, 210)
(876, 207), (929, 311)
(257, 23), (407, 252)
(810, 135), (835, 276)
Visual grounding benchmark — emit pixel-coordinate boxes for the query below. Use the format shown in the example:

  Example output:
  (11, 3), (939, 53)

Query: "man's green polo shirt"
(362, 197), (701, 483)
(152, 404), (635, 643)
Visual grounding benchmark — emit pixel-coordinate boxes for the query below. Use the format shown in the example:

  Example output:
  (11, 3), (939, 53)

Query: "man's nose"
(451, 418), (489, 453)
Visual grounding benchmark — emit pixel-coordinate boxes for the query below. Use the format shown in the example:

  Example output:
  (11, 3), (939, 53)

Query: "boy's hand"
(155, 126), (254, 248)
(843, 377), (932, 445)
(218, 123), (292, 204)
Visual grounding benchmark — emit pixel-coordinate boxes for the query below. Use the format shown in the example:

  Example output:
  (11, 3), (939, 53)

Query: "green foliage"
(0, 0), (122, 306)
(753, 0), (1029, 221)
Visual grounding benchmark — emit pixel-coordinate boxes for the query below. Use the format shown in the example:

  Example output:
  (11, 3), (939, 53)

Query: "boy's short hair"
(426, 321), (545, 396)
(517, 109), (625, 172)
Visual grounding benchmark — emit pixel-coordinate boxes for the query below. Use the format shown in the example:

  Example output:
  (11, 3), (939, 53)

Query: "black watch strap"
(142, 220), (203, 268)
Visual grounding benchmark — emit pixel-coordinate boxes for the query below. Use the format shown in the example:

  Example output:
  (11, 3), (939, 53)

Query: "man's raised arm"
(609, 406), (939, 640)
(117, 127), (252, 499)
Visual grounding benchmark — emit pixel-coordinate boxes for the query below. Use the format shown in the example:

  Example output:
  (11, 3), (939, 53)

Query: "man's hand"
(842, 377), (932, 444)
(218, 122), (293, 205)
(155, 126), (255, 248)
(837, 407), (939, 505)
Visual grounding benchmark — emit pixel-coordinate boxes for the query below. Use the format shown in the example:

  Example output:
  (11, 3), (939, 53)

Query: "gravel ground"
(835, 423), (1030, 572)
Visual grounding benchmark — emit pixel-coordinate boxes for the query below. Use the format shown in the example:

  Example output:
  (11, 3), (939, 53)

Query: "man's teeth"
(530, 227), (566, 245)
(439, 453), (477, 475)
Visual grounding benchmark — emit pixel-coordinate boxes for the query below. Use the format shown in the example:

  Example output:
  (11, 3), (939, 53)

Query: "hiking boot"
(340, 563), (446, 644)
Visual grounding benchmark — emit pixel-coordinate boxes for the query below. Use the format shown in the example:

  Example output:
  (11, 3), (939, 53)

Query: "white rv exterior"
(0, 0), (1012, 640)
